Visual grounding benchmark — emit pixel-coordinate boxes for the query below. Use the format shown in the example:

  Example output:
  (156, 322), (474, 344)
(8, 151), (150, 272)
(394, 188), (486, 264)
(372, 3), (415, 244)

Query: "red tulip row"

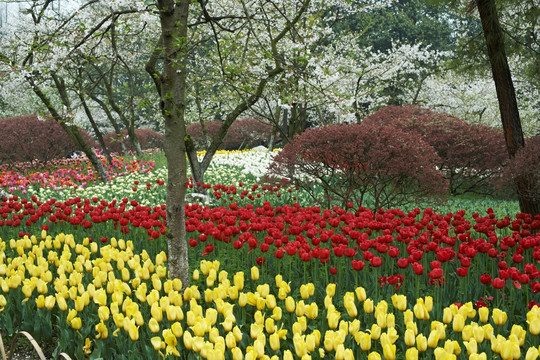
(1, 189), (539, 298)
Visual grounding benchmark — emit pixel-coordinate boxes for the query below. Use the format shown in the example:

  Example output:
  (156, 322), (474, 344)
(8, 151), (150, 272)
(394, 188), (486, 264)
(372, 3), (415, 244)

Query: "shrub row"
(268, 105), (539, 209)
(0, 115), (95, 164)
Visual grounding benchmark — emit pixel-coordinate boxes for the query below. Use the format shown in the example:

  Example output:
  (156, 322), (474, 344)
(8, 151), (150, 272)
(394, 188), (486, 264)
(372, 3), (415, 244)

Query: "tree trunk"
(153, 0), (191, 287)
(476, 0), (540, 216)
(79, 93), (114, 164)
(31, 81), (109, 182)
(89, 94), (128, 154)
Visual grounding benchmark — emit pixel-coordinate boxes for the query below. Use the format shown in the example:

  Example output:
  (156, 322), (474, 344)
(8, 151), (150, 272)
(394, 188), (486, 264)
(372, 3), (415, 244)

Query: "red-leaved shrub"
(0, 115), (95, 164)
(186, 121), (223, 150)
(268, 123), (447, 210)
(502, 136), (540, 208)
(224, 117), (274, 150)
(186, 118), (274, 151)
(103, 129), (164, 153)
(362, 105), (508, 196)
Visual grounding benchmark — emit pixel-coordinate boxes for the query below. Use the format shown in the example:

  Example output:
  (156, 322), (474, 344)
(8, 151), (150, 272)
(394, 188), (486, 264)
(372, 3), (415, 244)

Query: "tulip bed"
(0, 149), (539, 359)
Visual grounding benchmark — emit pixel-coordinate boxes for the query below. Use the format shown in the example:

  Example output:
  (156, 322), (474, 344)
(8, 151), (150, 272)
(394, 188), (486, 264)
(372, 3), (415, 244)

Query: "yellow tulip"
(151, 336), (163, 351)
(269, 332), (280, 351)
(326, 283), (336, 297)
(367, 351), (382, 360)
(35, 295), (45, 309)
(370, 324), (381, 340)
(355, 286), (367, 301)
(406, 347), (418, 360)
(473, 325), (485, 343)
(416, 334), (428, 351)
(231, 347), (243, 360)
(405, 329), (416, 346)
(427, 330), (440, 348)
(452, 313), (465, 332)
(404, 309), (414, 325)
(355, 331), (371, 351)
(171, 322), (183, 338)
(265, 317), (275, 334)
(478, 307), (489, 323)
(151, 303), (163, 322)
(95, 322), (108, 339)
(327, 306), (341, 329)
(364, 299), (374, 314)
(443, 307), (453, 324)
(300, 284), (310, 299)
(349, 319), (361, 336)
(183, 330), (193, 350)
(163, 329), (180, 357)
(229, 326), (241, 343)
(413, 299), (429, 320)
(483, 324), (494, 340)
(285, 296), (295, 313)
(44, 295), (55, 310)
(424, 296), (433, 312)
(465, 339), (478, 355)
(71, 317), (82, 330)
(391, 293), (407, 311)
(492, 308), (508, 326)
(250, 266), (259, 281)
(0, 295), (7, 307)
(294, 333), (307, 357)
(127, 319), (139, 341)
(344, 298), (358, 318)
(525, 346), (539, 360)
(283, 350), (294, 360)
(306, 333), (316, 352)
(500, 339), (520, 360)
(383, 343), (396, 360)
(266, 294), (277, 309)
(305, 302), (318, 320)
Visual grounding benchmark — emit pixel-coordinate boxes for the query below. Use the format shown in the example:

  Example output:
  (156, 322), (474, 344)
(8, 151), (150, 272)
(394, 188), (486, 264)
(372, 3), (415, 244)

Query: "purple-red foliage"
(186, 118), (274, 150)
(362, 105), (508, 195)
(103, 129), (164, 153)
(225, 117), (274, 150)
(0, 115), (95, 164)
(269, 123), (447, 209)
(502, 136), (540, 205)
(186, 121), (223, 150)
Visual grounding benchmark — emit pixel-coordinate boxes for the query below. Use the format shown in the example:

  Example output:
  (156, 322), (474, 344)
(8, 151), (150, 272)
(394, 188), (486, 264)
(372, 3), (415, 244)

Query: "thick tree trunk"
(476, 0), (540, 216)
(155, 0), (191, 287)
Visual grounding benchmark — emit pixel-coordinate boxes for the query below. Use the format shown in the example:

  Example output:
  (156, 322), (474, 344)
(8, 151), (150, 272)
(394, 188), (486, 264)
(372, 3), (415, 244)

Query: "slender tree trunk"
(476, 0), (540, 216)
(89, 94), (128, 153)
(268, 105), (281, 151)
(153, 0), (191, 286)
(79, 93), (114, 164)
(31, 80), (109, 182)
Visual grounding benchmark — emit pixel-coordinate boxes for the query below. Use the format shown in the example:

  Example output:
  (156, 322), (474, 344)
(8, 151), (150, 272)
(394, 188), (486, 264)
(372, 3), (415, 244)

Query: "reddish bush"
(0, 115), (95, 164)
(502, 136), (540, 209)
(186, 121), (222, 150)
(268, 123), (447, 209)
(362, 105), (508, 196)
(103, 129), (164, 153)
(186, 118), (274, 151)
(224, 117), (274, 150)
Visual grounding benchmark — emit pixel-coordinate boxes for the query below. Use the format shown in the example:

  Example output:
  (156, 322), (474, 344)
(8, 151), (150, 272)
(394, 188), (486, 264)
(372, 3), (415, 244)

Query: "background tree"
(474, 0), (539, 215)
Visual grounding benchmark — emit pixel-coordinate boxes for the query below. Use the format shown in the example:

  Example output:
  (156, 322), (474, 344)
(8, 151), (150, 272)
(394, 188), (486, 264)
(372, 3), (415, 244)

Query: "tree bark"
(89, 94), (128, 154)
(151, 0), (191, 287)
(79, 93), (114, 164)
(30, 79), (109, 182)
(476, 0), (540, 216)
